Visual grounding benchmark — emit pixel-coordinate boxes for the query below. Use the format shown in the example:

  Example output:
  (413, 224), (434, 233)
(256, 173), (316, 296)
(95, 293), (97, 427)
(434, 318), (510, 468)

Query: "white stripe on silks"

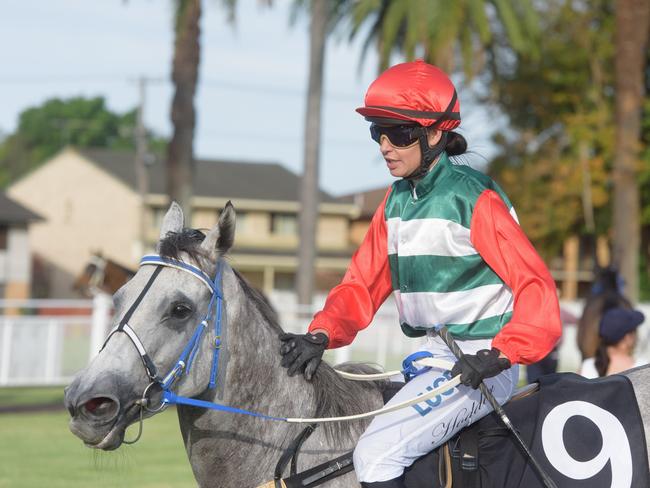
(386, 218), (475, 257)
(394, 284), (514, 328)
(510, 206), (519, 224)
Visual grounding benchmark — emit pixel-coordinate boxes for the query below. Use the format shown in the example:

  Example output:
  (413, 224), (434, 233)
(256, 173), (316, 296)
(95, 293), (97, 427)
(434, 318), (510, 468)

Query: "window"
(231, 210), (250, 234)
(270, 213), (297, 236)
(0, 226), (7, 250)
(151, 207), (167, 231)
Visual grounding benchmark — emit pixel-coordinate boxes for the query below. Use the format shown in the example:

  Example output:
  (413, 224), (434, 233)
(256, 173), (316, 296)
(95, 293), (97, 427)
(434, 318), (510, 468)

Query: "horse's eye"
(170, 303), (193, 320)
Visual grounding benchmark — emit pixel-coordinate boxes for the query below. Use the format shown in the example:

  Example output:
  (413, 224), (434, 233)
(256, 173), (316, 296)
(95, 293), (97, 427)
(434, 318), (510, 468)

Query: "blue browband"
(140, 255), (217, 295)
(139, 255), (224, 392)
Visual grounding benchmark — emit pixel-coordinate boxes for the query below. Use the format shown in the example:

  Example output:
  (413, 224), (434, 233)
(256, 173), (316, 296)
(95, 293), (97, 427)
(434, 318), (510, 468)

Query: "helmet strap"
(402, 89), (456, 181)
(404, 131), (448, 181)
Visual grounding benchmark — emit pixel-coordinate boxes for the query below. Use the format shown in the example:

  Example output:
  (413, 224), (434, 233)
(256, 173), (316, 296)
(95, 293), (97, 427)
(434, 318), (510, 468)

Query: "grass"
(0, 409), (195, 488)
(0, 386), (65, 408)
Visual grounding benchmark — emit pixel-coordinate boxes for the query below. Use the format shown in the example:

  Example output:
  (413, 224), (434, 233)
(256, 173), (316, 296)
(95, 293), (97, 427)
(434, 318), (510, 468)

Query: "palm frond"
(468, 0), (492, 44)
(492, 0), (526, 53)
(378, 0), (407, 69)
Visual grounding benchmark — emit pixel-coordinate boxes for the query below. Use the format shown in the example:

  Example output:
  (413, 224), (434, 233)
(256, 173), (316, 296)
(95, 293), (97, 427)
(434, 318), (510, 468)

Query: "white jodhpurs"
(353, 334), (519, 483)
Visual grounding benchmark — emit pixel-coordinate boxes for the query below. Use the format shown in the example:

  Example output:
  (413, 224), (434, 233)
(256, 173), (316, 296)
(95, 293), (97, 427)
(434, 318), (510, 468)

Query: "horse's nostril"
(82, 397), (118, 419)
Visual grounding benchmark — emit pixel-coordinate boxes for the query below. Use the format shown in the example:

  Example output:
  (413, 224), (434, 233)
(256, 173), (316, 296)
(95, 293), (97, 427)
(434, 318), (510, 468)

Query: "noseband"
(101, 254), (225, 420)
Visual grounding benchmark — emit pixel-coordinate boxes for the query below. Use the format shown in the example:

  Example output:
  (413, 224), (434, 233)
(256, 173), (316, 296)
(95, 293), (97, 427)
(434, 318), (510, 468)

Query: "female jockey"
(279, 60), (562, 487)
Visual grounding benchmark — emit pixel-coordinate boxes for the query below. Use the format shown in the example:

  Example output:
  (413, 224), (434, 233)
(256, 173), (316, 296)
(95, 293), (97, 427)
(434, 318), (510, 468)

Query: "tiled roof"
(78, 148), (339, 203)
(0, 193), (43, 225)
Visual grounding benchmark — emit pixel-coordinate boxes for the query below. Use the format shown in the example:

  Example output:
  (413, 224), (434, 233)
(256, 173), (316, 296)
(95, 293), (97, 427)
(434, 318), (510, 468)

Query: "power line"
(0, 74), (362, 101)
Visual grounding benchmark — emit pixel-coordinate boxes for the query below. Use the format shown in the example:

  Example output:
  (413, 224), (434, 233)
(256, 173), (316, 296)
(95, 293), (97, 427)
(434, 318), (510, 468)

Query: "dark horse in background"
(577, 266), (632, 362)
(73, 253), (135, 297)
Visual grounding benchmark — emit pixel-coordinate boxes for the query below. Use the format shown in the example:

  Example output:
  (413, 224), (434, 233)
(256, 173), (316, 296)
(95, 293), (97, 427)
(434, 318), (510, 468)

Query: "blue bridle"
(102, 254), (284, 422)
(101, 255), (224, 403)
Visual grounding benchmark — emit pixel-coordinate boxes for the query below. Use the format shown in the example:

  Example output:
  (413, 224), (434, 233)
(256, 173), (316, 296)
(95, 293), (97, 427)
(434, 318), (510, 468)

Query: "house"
(0, 193), (42, 300)
(7, 147), (359, 298)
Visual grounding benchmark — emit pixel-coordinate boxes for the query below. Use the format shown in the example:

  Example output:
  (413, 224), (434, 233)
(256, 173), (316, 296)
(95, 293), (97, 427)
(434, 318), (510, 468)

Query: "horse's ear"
(159, 201), (184, 240)
(200, 201), (236, 259)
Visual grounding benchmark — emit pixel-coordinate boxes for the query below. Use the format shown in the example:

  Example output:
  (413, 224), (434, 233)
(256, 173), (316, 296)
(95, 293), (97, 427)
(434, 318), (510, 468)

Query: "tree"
(290, 0), (352, 305)
(347, 0), (541, 77)
(296, 0), (328, 306)
(0, 96), (163, 188)
(486, 1), (650, 300)
(488, 1), (616, 259)
(165, 0), (239, 221)
(612, 0), (650, 303)
(166, 0), (203, 220)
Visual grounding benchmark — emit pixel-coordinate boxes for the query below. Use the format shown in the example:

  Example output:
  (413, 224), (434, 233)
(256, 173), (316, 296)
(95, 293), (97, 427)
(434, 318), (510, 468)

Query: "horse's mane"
(158, 228), (209, 263)
(233, 265), (389, 443)
(158, 228), (388, 442)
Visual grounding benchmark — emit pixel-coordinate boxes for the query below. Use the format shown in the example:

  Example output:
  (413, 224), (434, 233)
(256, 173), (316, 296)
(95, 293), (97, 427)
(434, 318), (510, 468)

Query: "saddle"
(258, 381), (538, 488)
(260, 372), (650, 488)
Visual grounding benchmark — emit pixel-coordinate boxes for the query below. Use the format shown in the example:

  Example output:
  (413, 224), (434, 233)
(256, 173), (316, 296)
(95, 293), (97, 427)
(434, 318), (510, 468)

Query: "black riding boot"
(360, 476), (406, 487)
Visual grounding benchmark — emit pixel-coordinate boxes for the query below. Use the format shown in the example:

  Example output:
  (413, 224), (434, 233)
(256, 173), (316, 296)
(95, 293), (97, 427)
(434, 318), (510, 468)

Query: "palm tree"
(612, 0), (650, 302)
(293, 0), (351, 306)
(347, 0), (540, 78)
(296, 0), (328, 306)
(166, 0), (203, 220)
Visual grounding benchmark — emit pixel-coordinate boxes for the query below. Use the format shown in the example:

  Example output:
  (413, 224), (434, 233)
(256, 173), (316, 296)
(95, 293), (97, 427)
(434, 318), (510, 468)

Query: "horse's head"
(73, 253), (136, 297)
(64, 201), (236, 450)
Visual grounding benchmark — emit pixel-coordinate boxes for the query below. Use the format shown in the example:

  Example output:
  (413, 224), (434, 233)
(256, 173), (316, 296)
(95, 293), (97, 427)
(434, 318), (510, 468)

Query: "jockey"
(279, 60), (562, 487)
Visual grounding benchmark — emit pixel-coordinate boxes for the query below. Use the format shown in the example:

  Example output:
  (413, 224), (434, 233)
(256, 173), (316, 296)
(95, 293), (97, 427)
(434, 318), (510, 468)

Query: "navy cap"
(599, 308), (645, 343)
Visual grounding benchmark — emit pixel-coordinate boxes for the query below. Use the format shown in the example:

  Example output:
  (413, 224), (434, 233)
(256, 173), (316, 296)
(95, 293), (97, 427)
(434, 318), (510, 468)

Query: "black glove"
(450, 348), (511, 389)
(279, 332), (328, 381)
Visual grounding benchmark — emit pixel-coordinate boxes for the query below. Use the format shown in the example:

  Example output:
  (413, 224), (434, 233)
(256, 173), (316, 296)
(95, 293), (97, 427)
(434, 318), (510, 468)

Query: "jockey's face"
(379, 127), (442, 178)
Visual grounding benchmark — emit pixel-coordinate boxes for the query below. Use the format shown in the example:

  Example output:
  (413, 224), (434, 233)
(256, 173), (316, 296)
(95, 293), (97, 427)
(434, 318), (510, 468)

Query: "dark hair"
(445, 131), (467, 156)
(594, 341), (610, 377)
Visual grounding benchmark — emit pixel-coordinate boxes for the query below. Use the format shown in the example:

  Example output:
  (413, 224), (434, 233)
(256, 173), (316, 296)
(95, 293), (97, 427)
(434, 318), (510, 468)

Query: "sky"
(0, 0), (500, 197)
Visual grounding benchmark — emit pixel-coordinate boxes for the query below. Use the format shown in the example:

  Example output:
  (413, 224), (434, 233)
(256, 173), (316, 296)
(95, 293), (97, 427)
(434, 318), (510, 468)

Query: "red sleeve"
(307, 189), (393, 348)
(470, 190), (561, 365)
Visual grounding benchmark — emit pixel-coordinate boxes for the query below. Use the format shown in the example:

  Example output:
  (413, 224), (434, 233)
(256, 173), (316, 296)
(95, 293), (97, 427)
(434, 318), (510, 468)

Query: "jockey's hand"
(279, 332), (328, 381)
(451, 348), (511, 389)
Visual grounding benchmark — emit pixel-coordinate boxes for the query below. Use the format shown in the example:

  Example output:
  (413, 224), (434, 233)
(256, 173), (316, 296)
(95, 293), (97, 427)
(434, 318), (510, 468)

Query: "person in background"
(580, 307), (646, 378)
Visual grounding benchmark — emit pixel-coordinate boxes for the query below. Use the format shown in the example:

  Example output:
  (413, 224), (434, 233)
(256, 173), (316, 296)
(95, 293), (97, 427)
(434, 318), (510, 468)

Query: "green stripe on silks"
(384, 185), (475, 227)
(401, 312), (513, 340)
(384, 153), (514, 225)
(389, 254), (505, 293)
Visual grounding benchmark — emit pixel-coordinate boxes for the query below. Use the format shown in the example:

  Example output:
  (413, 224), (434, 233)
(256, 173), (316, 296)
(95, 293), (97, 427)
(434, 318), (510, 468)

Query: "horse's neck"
(177, 274), (319, 485)
(177, 271), (374, 487)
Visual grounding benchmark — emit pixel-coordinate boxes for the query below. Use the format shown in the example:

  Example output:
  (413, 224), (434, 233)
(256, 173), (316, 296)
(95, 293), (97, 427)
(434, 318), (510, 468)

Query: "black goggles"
(369, 123), (423, 147)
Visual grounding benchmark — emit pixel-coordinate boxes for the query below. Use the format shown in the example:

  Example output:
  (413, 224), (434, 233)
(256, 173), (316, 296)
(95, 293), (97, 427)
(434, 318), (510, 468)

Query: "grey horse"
(64, 203), (650, 487)
(65, 202), (381, 487)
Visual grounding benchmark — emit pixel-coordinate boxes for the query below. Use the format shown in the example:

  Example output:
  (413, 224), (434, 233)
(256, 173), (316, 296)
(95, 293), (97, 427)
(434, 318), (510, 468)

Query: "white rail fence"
(1, 296), (649, 387)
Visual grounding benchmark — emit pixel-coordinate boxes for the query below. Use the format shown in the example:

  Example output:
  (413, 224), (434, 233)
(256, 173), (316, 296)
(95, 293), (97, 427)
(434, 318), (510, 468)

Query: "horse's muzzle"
(64, 374), (133, 449)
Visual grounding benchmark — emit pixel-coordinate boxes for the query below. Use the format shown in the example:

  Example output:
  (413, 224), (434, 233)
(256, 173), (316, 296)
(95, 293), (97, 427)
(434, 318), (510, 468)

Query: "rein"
(107, 255), (461, 442)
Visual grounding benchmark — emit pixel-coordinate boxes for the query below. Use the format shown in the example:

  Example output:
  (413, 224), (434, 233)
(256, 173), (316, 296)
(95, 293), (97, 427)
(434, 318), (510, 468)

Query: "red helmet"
(356, 60), (460, 130)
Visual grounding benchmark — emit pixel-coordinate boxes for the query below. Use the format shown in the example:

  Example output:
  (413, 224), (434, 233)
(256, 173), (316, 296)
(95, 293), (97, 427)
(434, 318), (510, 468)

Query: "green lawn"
(0, 386), (65, 408)
(0, 409), (195, 488)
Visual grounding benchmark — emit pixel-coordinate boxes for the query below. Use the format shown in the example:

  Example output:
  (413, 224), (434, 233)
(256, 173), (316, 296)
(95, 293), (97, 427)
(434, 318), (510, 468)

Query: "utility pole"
(135, 76), (150, 257)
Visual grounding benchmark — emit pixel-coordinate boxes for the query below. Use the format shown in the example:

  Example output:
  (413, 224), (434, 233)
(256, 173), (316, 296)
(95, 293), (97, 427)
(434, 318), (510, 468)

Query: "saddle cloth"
(475, 372), (649, 488)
